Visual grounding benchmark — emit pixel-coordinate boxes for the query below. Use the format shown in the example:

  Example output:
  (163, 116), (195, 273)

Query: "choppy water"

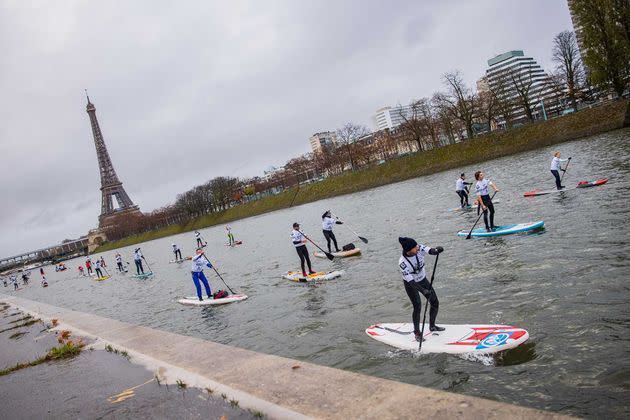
(6, 128), (630, 418)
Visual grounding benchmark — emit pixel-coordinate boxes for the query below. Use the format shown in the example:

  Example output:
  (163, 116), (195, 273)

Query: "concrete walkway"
(1, 294), (570, 419)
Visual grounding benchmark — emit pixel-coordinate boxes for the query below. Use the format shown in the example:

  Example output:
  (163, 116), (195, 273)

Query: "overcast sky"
(0, 0), (572, 257)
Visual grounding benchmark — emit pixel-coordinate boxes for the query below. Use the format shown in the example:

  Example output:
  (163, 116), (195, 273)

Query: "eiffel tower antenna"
(85, 94), (141, 227)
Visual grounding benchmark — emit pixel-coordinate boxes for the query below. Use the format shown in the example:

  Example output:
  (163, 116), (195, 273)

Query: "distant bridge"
(0, 238), (89, 272)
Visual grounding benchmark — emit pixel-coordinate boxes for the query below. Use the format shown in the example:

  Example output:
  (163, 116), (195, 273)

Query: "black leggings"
(551, 170), (562, 189)
(174, 249), (182, 260)
(196, 238), (204, 247)
(295, 245), (312, 273)
(135, 260), (144, 274)
(480, 194), (495, 230)
(456, 190), (469, 207)
(117, 262), (124, 272)
(95, 268), (103, 277)
(404, 279), (439, 334)
(323, 230), (339, 252)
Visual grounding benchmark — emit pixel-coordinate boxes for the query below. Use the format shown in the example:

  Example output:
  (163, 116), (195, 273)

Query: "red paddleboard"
(524, 178), (609, 197)
(576, 178), (608, 188)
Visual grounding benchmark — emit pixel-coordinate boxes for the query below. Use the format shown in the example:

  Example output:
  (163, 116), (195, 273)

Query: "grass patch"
(229, 398), (239, 408)
(93, 99), (629, 253)
(249, 409), (265, 418)
(0, 340), (84, 377)
(205, 386), (213, 394)
(0, 319), (40, 334)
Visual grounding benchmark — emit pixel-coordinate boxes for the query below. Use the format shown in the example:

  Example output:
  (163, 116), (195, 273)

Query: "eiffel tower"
(86, 93), (141, 227)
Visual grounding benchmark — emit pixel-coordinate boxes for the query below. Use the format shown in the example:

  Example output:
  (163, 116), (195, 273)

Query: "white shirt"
(291, 229), (306, 247)
(191, 254), (208, 273)
(398, 245), (431, 282)
(115, 255), (122, 263)
(475, 179), (491, 196)
(455, 178), (466, 191)
(550, 156), (567, 171)
(95, 261), (101, 269)
(172, 244), (179, 252)
(322, 216), (337, 231)
(133, 250), (143, 261)
(195, 231), (200, 238)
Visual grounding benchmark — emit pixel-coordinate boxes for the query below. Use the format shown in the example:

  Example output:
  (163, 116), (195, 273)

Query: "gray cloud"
(0, 0), (572, 256)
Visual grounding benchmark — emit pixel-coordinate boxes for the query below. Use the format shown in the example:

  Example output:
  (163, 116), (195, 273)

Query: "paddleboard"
(178, 294), (248, 306)
(366, 323), (529, 354)
(282, 270), (343, 282)
(457, 221), (544, 237)
(132, 272), (154, 278)
(576, 178), (608, 188)
(95, 276), (111, 282)
(169, 259), (187, 264)
(448, 199), (501, 212)
(313, 248), (361, 258)
(225, 241), (243, 247)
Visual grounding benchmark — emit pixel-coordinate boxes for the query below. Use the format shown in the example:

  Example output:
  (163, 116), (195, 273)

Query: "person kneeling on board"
(455, 173), (472, 208)
(291, 222), (316, 277)
(550, 152), (569, 190)
(322, 210), (343, 253)
(191, 249), (213, 301)
(398, 237), (444, 342)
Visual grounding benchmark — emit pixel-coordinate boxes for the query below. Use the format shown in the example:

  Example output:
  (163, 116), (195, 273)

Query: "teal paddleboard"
(457, 221), (544, 237)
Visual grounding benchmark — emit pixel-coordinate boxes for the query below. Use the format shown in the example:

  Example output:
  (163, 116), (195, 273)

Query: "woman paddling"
(550, 152), (569, 190)
(133, 248), (145, 275)
(190, 249), (213, 301)
(398, 237), (444, 342)
(321, 210), (343, 253)
(474, 171), (499, 232)
(291, 222), (316, 277)
(455, 173), (472, 208)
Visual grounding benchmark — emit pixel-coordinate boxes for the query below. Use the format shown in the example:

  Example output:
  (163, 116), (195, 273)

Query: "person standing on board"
(99, 256), (106, 267)
(133, 248), (145, 275)
(94, 260), (104, 278)
(474, 171), (499, 232)
(321, 211), (342, 253)
(194, 231), (204, 248)
(190, 249), (213, 301)
(226, 226), (235, 246)
(115, 253), (124, 272)
(455, 173), (472, 208)
(291, 223), (316, 277)
(172, 243), (182, 261)
(398, 237), (444, 342)
(550, 152), (569, 190)
(85, 258), (93, 275)
(78, 265), (85, 276)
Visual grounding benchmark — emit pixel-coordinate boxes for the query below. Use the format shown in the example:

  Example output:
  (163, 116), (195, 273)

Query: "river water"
(6, 128), (630, 418)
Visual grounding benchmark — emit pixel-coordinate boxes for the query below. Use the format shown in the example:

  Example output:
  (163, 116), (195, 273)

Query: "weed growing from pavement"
(221, 393), (227, 400)
(0, 340), (84, 377)
(176, 379), (186, 389)
(205, 387), (213, 394)
(249, 409), (265, 418)
(229, 398), (239, 408)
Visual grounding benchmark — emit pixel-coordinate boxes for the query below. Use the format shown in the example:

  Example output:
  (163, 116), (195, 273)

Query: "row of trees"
(105, 12), (628, 242)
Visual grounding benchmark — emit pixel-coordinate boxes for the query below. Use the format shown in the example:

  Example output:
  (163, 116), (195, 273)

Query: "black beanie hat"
(398, 237), (417, 252)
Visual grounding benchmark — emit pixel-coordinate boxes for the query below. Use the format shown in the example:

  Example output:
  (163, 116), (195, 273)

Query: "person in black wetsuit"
(291, 223), (315, 277)
(398, 237), (444, 342)
(321, 210), (343, 253)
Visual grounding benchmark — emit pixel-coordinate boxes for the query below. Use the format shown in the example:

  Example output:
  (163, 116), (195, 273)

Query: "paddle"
(331, 213), (368, 244)
(298, 230), (334, 260)
(419, 252), (440, 352)
(466, 192), (497, 239)
(141, 254), (153, 274)
(202, 255), (235, 294)
(100, 264), (110, 278)
(559, 157), (572, 185)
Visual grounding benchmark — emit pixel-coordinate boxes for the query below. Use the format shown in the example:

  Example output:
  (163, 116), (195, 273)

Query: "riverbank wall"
(95, 99), (630, 253)
(1, 294), (571, 419)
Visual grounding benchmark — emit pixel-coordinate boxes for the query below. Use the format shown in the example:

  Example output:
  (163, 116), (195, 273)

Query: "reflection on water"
(5, 128), (630, 418)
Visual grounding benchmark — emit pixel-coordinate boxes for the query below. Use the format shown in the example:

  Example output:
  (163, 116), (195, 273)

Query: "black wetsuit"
(295, 245), (312, 274)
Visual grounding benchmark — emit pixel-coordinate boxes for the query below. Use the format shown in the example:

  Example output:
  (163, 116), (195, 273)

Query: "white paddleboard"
(169, 259), (187, 264)
(448, 199), (501, 212)
(313, 248), (361, 258)
(178, 294), (248, 306)
(366, 323), (529, 354)
(282, 270), (343, 282)
(132, 272), (154, 278)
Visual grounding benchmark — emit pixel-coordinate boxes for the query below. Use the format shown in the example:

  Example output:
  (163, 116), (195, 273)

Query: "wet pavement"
(0, 303), (259, 419)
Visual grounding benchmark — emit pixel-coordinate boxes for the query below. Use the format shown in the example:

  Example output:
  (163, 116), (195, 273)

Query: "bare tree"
(552, 30), (584, 110)
(434, 71), (478, 139)
(336, 122), (370, 171)
(506, 65), (537, 122)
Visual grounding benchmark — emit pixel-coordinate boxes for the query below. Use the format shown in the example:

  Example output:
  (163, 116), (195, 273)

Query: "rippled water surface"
(6, 129), (630, 418)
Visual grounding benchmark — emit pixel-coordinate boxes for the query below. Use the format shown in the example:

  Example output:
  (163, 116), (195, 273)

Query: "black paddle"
(331, 213), (368, 244)
(202, 254), (235, 294)
(298, 230), (334, 260)
(141, 254), (153, 274)
(559, 157), (572, 185)
(419, 252), (440, 351)
(465, 192), (497, 239)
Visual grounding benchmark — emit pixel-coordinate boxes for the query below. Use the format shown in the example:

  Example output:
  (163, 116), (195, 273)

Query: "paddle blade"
(325, 252), (335, 261)
(359, 236), (368, 244)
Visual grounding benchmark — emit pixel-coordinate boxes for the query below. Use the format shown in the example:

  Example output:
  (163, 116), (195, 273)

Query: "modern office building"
(485, 50), (561, 125)
(372, 105), (413, 131)
(309, 131), (337, 154)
